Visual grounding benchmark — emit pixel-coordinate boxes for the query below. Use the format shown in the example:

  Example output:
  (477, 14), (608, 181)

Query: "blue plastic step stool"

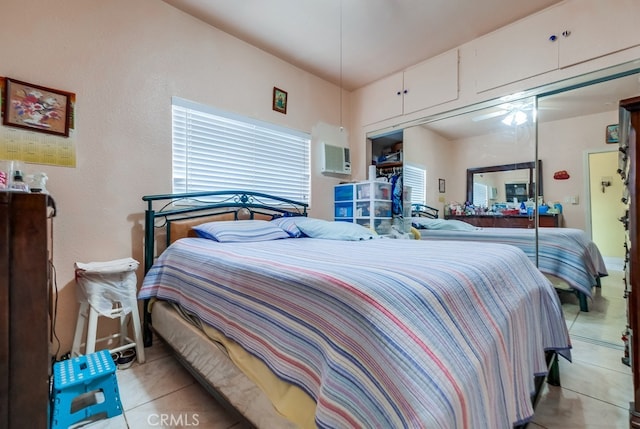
(50, 350), (122, 429)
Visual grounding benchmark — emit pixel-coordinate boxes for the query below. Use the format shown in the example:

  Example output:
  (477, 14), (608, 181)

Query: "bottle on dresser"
(10, 170), (30, 192)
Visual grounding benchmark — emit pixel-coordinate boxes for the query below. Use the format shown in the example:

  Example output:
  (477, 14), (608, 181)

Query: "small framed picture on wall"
(606, 124), (619, 144)
(439, 178), (446, 193)
(272, 87), (287, 114)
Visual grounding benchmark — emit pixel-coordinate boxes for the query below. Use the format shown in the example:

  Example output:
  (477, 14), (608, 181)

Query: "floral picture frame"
(2, 78), (72, 137)
(272, 87), (287, 114)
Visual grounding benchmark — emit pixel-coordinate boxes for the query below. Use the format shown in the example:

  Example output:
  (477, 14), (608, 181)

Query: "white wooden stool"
(71, 258), (145, 364)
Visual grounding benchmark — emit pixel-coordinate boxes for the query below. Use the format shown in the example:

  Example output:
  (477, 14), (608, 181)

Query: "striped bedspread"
(139, 237), (571, 429)
(418, 227), (607, 297)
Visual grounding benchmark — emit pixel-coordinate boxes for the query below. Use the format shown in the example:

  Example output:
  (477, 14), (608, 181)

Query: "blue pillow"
(193, 220), (290, 242)
(270, 217), (304, 238)
(411, 217), (477, 231)
(295, 218), (377, 240)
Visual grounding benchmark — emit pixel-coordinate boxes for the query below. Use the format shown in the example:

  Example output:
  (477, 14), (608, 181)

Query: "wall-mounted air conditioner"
(489, 187), (498, 199)
(321, 143), (351, 175)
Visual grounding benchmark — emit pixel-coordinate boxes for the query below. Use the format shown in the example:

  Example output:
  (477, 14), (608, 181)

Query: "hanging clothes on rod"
(376, 165), (402, 178)
(390, 173), (403, 216)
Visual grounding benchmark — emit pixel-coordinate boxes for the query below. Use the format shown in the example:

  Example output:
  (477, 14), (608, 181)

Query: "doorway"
(587, 150), (625, 270)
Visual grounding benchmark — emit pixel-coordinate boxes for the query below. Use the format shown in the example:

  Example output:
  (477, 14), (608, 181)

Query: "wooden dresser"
(0, 192), (54, 429)
(445, 213), (562, 228)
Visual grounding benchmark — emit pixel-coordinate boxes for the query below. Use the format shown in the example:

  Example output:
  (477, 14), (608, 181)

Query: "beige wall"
(403, 125), (453, 211)
(538, 110), (618, 230)
(2, 0), (348, 355)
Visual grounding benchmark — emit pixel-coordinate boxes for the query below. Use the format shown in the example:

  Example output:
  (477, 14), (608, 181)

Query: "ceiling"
(162, 0), (563, 91)
(162, 0), (640, 140)
(423, 73), (640, 140)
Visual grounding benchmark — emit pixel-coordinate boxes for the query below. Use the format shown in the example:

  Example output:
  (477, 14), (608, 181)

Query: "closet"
(0, 192), (55, 429)
(370, 131), (410, 232)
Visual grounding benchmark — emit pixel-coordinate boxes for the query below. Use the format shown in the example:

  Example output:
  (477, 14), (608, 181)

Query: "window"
(403, 164), (426, 205)
(172, 97), (311, 203)
(473, 182), (489, 207)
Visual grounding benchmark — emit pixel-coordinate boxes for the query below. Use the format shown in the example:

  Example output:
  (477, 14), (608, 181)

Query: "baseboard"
(603, 256), (624, 272)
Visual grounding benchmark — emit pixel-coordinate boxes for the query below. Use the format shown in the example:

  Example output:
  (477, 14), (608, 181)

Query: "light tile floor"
(79, 270), (632, 428)
(531, 270), (633, 428)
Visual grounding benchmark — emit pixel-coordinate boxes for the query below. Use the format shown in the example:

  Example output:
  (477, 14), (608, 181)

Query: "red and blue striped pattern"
(140, 237), (571, 428)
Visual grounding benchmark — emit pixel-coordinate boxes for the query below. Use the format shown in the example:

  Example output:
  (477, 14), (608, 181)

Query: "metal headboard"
(141, 190), (308, 346)
(411, 203), (439, 219)
(142, 190), (308, 272)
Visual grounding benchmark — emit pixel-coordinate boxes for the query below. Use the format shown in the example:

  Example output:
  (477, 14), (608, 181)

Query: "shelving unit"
(334, 181), (393, 235)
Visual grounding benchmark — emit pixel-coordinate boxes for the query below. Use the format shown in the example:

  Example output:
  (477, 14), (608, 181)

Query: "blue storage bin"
(335, 218), (352, 223)
(335, 202), (352, 218)
(334, 185), (354, 201)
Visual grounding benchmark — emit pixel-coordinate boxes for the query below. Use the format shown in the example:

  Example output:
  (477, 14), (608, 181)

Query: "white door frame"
(583, 147), (617, 242)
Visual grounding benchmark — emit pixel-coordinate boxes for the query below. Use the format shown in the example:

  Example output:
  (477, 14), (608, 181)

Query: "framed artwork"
(2, 78), (72, 137)
(438, 178), (446, 193)
(272, 87), (287, 114)
(606, 124), (619, 144)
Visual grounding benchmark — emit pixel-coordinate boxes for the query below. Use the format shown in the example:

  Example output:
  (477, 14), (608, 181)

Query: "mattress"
(140, 237), (572, 428)
(150, 300), (301, 428)
(417, 226), (607, 297)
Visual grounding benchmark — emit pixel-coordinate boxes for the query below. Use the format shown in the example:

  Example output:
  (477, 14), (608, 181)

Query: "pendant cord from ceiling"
(339, 0), (344, 132)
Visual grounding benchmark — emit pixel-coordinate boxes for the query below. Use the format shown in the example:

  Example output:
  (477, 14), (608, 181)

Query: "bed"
(139, 191), (572, 429)
(411, 208), (607, 313)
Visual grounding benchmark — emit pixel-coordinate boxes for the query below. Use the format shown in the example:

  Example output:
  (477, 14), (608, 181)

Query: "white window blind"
(473, 182), (489, 207)
(172, 97), (310, 203)
(403, 164), (426, 204)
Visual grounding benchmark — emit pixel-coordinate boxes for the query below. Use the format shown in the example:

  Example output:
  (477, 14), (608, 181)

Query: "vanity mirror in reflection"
(466, 160), (540, 206)
(454, 160), (557, 227)
(442, 159), (560, 228)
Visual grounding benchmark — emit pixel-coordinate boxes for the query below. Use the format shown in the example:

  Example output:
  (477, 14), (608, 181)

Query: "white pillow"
(270, 216), (304, 238)
(193, 220), (290, 242)
(411, 217), (477, 231)
(295, 218), (377, 240)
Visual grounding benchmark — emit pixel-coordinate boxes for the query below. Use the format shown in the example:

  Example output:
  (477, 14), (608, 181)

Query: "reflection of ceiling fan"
(471, 102), (535, 124)
(472, 98), (570, 125)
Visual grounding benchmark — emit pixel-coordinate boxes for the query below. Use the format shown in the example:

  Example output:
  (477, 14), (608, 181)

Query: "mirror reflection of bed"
(394, 69), (640, 312)
(411, 208), (606, 312)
